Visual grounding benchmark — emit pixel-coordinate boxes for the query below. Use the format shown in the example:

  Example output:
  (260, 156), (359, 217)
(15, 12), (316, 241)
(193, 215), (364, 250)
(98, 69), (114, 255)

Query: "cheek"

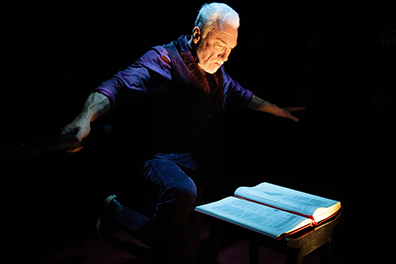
(197, 45), (217, 63)
(199, 51), (217, 63)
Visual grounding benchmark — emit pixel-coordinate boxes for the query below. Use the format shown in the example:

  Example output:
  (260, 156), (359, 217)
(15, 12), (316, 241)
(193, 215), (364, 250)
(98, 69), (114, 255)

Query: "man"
(61, 3), (304, 263)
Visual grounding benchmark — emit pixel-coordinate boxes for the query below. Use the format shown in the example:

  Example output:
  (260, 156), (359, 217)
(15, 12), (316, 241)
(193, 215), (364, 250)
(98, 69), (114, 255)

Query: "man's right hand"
(60, 114), (91, 153)
(60, 92), (111, 153)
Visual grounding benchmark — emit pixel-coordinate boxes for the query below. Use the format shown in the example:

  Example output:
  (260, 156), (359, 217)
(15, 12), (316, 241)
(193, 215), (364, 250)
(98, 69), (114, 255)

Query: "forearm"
(79, 92), (111, 123)
(246, 94), (278, 114)
(246, 94), (304, 122)
(61, 92), (111, 145)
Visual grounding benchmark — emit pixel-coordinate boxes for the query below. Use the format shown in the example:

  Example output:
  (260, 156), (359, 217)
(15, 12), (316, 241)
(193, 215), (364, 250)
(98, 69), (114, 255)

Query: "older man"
(62, 3), (304, 263)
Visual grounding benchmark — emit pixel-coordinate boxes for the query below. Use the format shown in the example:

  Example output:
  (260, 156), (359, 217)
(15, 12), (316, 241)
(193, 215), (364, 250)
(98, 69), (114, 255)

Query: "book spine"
(234, 195), (317, 225)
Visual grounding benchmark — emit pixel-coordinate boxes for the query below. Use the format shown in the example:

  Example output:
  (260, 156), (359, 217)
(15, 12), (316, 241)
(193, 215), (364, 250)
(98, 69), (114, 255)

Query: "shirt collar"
(178, 35), (198, 61)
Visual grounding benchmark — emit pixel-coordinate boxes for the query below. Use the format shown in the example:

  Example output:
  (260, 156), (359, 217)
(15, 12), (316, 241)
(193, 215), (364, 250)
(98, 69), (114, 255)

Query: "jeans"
(115, 158), (204, 263)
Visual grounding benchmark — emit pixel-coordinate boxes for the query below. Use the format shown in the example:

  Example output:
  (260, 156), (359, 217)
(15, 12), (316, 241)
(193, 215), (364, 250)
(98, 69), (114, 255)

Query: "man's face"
(194, 23), (238, 74)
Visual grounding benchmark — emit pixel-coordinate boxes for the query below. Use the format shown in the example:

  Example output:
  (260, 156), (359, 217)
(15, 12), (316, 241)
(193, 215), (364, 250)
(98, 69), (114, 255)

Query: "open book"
(195, 182), (341, 240)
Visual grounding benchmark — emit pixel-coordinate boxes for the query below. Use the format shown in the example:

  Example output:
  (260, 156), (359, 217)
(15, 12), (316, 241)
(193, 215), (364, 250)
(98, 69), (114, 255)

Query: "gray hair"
(194, 3), (240, 39)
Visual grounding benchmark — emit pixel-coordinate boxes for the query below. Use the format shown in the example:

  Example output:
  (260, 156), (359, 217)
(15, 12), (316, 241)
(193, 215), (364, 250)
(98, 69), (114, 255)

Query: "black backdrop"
(2, 1), (395, 263)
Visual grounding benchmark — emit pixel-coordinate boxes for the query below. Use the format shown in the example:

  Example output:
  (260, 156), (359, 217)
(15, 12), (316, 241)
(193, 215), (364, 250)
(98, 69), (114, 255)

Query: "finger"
(282, 110), (300, 122)
(74, 131), (84, 143)
(60, 126), (72, 135)
(75, 128), (89, 143)
(66, 146), (84, 153)
(60, 125), (78, 135)
(288, 107), (306, 112)
(289, 115), (299, 122)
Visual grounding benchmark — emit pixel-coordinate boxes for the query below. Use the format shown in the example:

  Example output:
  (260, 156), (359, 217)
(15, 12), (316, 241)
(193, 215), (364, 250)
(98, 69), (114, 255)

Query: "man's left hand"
(246, 95), (306, 122)
(273, 106), (306, 122)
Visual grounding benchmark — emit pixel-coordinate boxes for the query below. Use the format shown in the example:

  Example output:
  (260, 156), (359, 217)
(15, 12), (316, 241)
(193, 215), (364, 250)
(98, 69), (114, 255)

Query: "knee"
(142, 159), (198, 207)
(154, 186), (197, 226)
(170, 187), (197, 210)
(156, 185), (198, 218)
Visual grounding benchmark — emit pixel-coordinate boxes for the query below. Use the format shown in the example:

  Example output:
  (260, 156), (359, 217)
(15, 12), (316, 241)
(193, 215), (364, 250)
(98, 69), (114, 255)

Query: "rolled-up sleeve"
(92, 46), (172, 109)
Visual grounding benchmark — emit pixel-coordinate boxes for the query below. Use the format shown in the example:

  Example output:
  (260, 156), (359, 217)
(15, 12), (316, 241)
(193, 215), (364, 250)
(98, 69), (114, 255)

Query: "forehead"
(208, 24), (238, 48)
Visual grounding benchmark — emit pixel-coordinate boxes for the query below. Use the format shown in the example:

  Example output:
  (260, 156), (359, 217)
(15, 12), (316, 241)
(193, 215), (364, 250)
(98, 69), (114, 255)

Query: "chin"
(203, 66), (219, 74)
(199, 62), (220, 74)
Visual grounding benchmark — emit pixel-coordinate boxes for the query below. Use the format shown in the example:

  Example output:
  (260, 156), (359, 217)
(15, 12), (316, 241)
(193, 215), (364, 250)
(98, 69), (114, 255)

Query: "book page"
(234, 182), (340, 219)
(195, 196), (311, 239)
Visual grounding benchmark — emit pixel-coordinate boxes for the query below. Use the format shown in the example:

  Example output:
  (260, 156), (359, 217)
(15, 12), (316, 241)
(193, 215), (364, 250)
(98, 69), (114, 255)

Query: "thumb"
(74, 128), (89, 143)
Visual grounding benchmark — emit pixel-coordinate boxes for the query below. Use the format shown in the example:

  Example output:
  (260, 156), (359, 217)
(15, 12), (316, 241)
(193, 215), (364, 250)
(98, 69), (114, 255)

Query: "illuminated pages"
(195, 182), (341, 239)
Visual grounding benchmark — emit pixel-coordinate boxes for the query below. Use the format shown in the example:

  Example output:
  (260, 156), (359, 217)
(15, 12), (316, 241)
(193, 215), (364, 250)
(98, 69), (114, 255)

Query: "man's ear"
(192, 27), (201, 44)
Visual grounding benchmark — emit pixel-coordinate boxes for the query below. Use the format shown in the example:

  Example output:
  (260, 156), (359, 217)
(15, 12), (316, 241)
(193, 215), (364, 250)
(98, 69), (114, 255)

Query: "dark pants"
(115, 158), (205, 263)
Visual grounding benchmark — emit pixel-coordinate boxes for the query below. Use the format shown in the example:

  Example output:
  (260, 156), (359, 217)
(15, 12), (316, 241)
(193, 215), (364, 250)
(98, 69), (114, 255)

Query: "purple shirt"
(93, 36), (252, 110)
(92, 35), (253, 170)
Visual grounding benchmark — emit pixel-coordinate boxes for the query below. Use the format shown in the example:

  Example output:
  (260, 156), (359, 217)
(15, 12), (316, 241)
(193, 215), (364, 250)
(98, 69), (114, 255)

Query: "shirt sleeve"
(222, 70), (253, 107)
(92, 46), (172, 109)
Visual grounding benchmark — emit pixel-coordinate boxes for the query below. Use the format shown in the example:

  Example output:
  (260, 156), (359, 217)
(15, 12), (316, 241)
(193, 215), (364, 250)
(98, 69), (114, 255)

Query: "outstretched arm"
(246, 94), (305, 122)
(60, 92), (110, 152)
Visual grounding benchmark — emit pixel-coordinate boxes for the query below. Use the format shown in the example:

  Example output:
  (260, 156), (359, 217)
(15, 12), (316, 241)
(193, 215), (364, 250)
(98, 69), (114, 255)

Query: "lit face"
(192, 23), (238, 74)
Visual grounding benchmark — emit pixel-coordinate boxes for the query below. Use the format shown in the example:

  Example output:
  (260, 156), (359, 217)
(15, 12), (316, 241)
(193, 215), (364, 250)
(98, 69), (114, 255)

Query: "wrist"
(75, 108), (94, 125)
(258, 100), (277, 114)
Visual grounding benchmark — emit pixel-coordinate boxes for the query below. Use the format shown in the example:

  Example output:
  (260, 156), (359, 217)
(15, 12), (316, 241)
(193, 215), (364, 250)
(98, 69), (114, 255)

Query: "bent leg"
(142, 159), (201, 263)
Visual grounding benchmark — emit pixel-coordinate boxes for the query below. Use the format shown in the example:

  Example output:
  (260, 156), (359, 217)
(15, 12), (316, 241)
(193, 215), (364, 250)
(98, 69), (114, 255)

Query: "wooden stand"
(202, 211), (343, 264)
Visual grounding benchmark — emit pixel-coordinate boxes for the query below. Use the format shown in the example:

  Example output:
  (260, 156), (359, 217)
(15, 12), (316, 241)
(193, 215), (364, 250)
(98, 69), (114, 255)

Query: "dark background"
(2, 1), (395, 263)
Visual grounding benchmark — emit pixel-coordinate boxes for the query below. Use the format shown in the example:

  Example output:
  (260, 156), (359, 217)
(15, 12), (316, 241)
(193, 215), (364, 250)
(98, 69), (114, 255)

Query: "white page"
(234, 182), (339, 217)
(195, 196), (311, 239)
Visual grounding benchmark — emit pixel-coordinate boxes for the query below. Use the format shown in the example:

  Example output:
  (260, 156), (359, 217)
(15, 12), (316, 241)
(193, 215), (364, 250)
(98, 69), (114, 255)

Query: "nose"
(219, 48), (231, 62)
